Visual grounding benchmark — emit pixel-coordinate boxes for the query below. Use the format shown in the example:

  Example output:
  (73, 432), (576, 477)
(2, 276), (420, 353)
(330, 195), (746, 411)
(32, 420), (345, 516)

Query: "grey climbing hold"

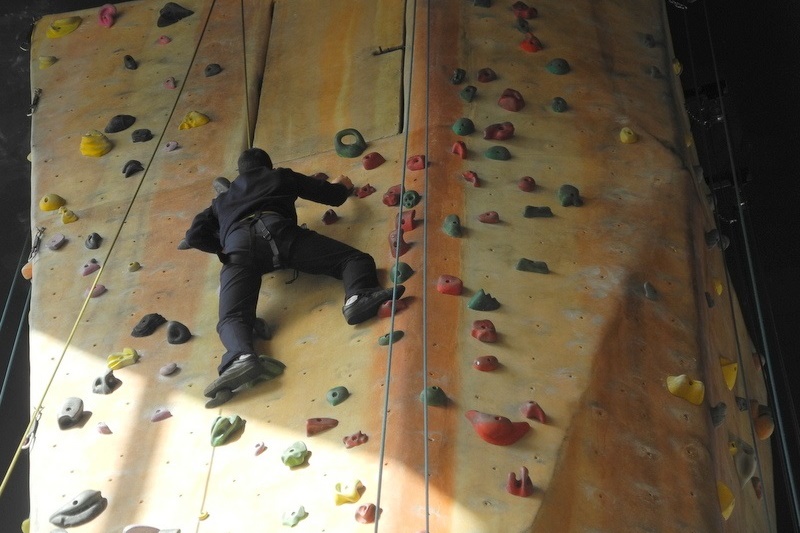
(459, 85), (477, 102)
(124, 55), (138, 70)
(450, 68), (466, 84)
(390, 262), (414, 283)
(92, 369), (121, 394)
(420, 386), (448, 406)
(85, 232), (102, 249)
(644, 281), (658, 300)
(546, 58), (570, 75)
(123, 160), (144, 177)
(204, 63), (222, 77)
(402, 190), (421, 208)
(705, 229), (730, 250)
(334, 128), (367, 158)
(705, 291), (715, 308)
(104, 114), (136, 133)
(557, 184), (583, 206)
(485, 146), (511, 160)
(159, 362), (178, 376)
(452, 118), (475, 135)
(157, 2), (194, 27)
(516, 258), (549, 274)
(131, 313), (167, 337)
(212, 176), (230, 195)
(177, 238), (191, 250)
(468, 289), (500, 311)
(132, 129), (153, 142)
(49, 490), (107, 528)
(711, 402), (727, 427)
(57, 397), (85, 429)
(647, 65), (663, 79)
(443, 214), (462, 237)
(551, 97), (568, 112)
(167, 321), (192, 344)
(523, 205), (553, 218)
(327, 386), (350, 406)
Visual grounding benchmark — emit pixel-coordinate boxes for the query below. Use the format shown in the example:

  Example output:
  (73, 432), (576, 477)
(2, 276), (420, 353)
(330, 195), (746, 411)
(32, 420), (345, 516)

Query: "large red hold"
(437, 275), (463, 295)
(362, 152), (385, 170)
(471, 320), (497, 343)
(473, 355), (499, 371)
(383, 184), (402, 206)
(406, 155), (426, 170)
(465, 410), (530, 445)
(507, 466), (535, 497)
(306, 417), (339, 437)
(389, 229), (410, 257)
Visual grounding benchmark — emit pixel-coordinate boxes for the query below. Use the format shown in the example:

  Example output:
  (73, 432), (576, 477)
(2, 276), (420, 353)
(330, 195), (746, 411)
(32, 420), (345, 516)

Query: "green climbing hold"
(468, 289), (500, 311)
(258, 355), (287, 380)
(557, 184), (583, 206)
(452, 118), (475, 136)
(516, 258), (550, 274)
(420, 386), (448, 407)
(443, 214), (462, 237)
(484, 146), (511, 161)
(391, 262), (414, 283)
(551, 97), (568, 112)
(546, 58), (571, 75)
(281, 441), (310, 467)
(326, 386), (350, 406)
(334, 128), (367, 158)
(210, 415), (246, 447)
(378, 330), (404, 345)
(523, 205), (554, 218)
(402, 190), (421, 208)
(282, 506), (308, 527)
(459, 85), (477, 102)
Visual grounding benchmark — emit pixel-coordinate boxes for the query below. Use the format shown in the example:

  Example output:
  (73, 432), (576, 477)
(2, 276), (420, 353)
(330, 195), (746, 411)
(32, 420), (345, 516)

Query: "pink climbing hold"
(151, 408), (172, 422)
(512, 1), (538, 19)
(518, 176), (536, 191)
(306, 417), (339, 436)
(436, 275), (463, 295)
(520, 401), (547, 423)
(397, 210), (416, 232)
(406, 155), (426, 170)
(451, 141), (467, 159)
(86, 284), (107, 298)
(96, 422), (112, 434)
(483, 122), (515, 140)
(343, 431), (369, 449)
(465, 410), (530, 446)
(498, 88), (525, 112)
(355, 503), (379, 524)
(362, 152), (385, 170)
(383, 184), (402, 206)
(158, 35), (172, 45)
(389, 229), (410, 258)
(254, 442), (267, 456)
(520, 33), (543, 53)
(473, 355), (499, 372)
(478, 211), (500, 224)
(471, 320), (497, 343)
(507, 466), (535, 497)
(462, 170), (480, 187)
(164, 77), (177, 89)
(98, 4), (117, 28)
(377, 298), (408, 318)
(322, 209), (339, 225)
(355, 184), (376, 198)
(477, 67), (497, 82)
(81, 259), (100, 276)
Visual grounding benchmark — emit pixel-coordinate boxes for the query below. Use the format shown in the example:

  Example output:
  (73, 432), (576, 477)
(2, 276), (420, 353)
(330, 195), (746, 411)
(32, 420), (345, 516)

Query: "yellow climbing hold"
(179, 111), (210, 130)
(714, 279), (724, 295)
(39, 193), (66, 211)
(59, 206), (79, 224)
(20, 518), (30, 533)
(684, 132), (694, 148)
(672, 58), (683, 76)
(199, 511), (209, 520)
(80, 130), (112, 157)
(334, 480), (364, 505)
(38, 56), (58, 69)
(619, 127), (638, 144)
(107, 347), (140, 370)
(46, 16), (82, 38)
(720, 358), (738, 390)
(666, 374), (705, 405)
(717, 481), (735, 520)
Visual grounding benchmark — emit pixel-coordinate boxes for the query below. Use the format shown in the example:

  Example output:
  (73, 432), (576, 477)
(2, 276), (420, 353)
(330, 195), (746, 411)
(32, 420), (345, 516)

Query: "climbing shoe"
(342, 285), (406, 325)
(203, 354), (263, 398)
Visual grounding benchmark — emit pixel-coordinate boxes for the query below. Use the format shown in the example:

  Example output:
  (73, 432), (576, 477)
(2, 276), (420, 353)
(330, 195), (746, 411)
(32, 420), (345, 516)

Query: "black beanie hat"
(238, 148), (273, 173)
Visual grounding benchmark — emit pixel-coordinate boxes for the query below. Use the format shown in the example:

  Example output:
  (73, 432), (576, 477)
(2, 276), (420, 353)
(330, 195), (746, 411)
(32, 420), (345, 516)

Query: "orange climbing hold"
(437, 275), (463, 295)
(397, 210), (416, 232)
(451, 141), (467, 159)
(520, 33), (543, 53)
(507, 466), (535, 497)
(465, 410), (530, 446)
(406, 155), (426, 170)
(471, 320), (497, 342)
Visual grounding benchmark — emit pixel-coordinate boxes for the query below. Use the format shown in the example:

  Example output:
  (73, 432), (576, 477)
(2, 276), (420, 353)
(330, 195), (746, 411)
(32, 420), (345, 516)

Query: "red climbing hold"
(465, 410), (530, 446)
(518, 176), (536, 191)
(362, 152), (385, 170)
(389, 229), (410, 257)
(355, 184), (376, 198)
(437, 275), (463, 295)
(484, 122), (515, 140)
(462, 170), (480, 187)
(520, 33), (542, 53)
(478, 211), (500, 224)
(383, 184), (402, 206)
(343, 430), (369, 448)
(512, 2), (538, 19)
(477, 67), (497, 82)
(471, 320), (497, 343)
(306, 417), (339, 436)
(98, 4), (117, 28)
(473, 355), (499, 371)
(498, 88), (525, 112)
(322, 209), (339, 225)
(406, 155), (426, 170)
(451, 141), (467, 159)
(356, 503), (380, 524)
(520, 401), (547, 423)
(397, 210), (416, 232)
(377, 298), (408, 318)
(507, 466), (535, 497)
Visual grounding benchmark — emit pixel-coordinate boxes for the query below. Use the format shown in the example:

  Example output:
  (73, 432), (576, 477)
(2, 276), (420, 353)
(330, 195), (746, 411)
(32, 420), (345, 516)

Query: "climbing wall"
(23, 0), (776, 532)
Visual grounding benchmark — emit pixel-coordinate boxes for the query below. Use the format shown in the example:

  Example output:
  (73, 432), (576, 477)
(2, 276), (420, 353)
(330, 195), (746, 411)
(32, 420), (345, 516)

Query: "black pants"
(216, 217), (378, 373)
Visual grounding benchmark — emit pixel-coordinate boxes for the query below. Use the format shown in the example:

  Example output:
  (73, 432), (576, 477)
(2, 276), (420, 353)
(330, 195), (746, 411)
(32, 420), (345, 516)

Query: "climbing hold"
(377, 298), (408, 318)
(326, 386), (350, 406)
(717, 481), (735, 520)
(343, 431), (369, 448)
(151, 408), (172, 422)
(451, 141), (467, 158)
(306, 417), (339, 437)
(557, 184), (583, 206)
(515, 17), (531, 33)
(123, 55), (138, 70)
(92, 369), (120, 394)
(164, 141), (179, 151)
(86, 284), (106, 298)
(477, 68), (497, 82)
(132, 129), (153, 142)
(388, 229), (410, 257)
(551, 97), (568, 112)
(420, 386), (448, 406)
(322, 209), (339, 225)
(335, 480), (365, 505)
(98, 4), (117, 27)
(452, 118), (475, 135)
(157, 2), (194, 27)
(644, 281), (658, 300)
(647, 65), (663, 79)
(465, 410), (530, 445)
(46, 234), (67, 250)
(516, 258), (549, 274)
(164, 76), (177, 89)
(498, 88), (525, 112)
(178, 111), (210, 130)
(85, 233), (102, 249)
(355, 184), (376, 198)
(128, 261), (141, 272)
(512, 1), (538, 18)
(390, 262), (414, 283)
(281, 441), (309, 467)
(754, 406), (774, 440)
(211, 415), (246, 446)
(204, 63), (222, 77)
(406, 154), (426, 170)
(38, 56), (58, 69)
(282, 506), (308, 527)
(334, 128), (367, 157)
(355, 504), (379, 524)
(158, 35), (172, 44)
(402, 190), (421, 208)
(619, 127), (639, 144)
(104, 115), (136, 134)
(46, 17), (82, 39)
(107, 347), (140, 369)
(253, 442), (267, 456)
(641, 33), (656, 48)
(442, 214), (462, 237)
(520, 33), (543, 53)
(520, 401), (547, 423)
(39, 194), (66, 211)
(484, 122), (515, 140)
(468, 289), (500, 311)
(730, 438), (756, 486)
(253, 318), (272, 340)
(60, 207), (79, 224)
(705, 292), (715, 308)
(397, 209), (416, 232)
(159, 362), (178, 376)
(167, 321), (192, 344)
(666, 374), (705, 405)
(462, 170), (480, 187)
(450, 68), (466, 84)
(362, 152), (385, 170)
(80, 130), (112, 157)
(131, 313), (167, 337)
(720, 358), (738, 390)
(546, 58), (571, 75)
(507, 467), (535, 497)
(96, 422), (112, 435)
(485, 146), (511, 160)
(57, 397), (85, 429)
(473, 355), (499, 371)
(710, 402), (727, 427)
(436, 275), (463, 295)
(378, 330), (404, 345)
(714, 279), (724, 296)
(49, 490), (107, 528)
(459, 85), (477, 102)
(383, 184), (402, 206)
(20, 262), (32, 280)
(471, 320), (497, 342)
(123, 160), (144, 177)
(523, 205), (553, 218)
(478, 211), (500, 223)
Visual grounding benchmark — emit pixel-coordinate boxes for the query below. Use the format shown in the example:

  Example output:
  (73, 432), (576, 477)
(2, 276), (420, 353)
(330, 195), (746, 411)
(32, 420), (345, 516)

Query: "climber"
(185, 147), (404, 405)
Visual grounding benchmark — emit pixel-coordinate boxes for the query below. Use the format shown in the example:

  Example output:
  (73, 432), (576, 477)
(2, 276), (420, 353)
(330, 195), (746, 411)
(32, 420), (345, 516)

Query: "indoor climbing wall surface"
(24, 0), (775, 532)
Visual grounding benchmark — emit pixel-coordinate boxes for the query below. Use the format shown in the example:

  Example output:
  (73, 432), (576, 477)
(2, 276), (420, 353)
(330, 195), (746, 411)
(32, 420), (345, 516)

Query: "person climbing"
(185, 147), (405, 407)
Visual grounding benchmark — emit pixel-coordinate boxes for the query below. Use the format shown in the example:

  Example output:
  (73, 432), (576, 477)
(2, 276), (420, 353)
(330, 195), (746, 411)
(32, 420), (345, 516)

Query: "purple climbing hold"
(47, 233), (67, 250)
(151, 408), (172, 422)
(86, 284), (107, 298)
(164, 140), (180, 151)
(81, 259), (100, 276)
(131, 313), (167, 337)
